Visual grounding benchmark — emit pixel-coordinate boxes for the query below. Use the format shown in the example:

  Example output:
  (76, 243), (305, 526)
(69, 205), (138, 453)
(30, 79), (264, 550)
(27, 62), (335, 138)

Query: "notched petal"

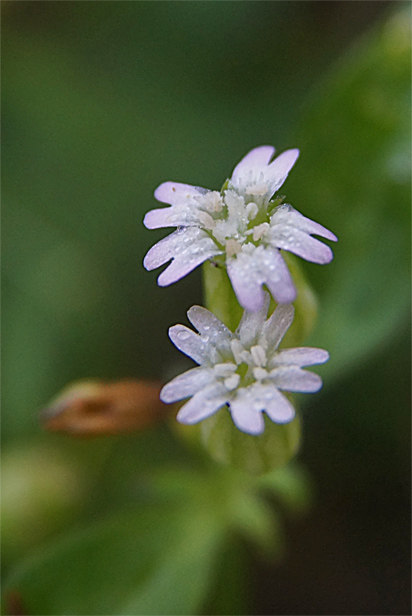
(176, 384), (228, 424)
(231, 145), (276, 180)
(266, 149), (300, 193)
(143, 227), (221, 285)
(160, 367), (214, 403)
(271, 205), (337, 242)
(229, 391), (265, 435)
(154, 181), (207, 206)
(168, 325), (209, 365)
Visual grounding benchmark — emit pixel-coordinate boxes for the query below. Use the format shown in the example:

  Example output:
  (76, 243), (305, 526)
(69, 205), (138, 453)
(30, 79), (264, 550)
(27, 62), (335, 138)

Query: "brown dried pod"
(41, 379), (170, 437)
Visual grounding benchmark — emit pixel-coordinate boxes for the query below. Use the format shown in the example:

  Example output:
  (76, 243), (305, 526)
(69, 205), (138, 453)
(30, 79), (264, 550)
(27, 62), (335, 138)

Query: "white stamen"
(231, 339), (245, 365)
(253, 367), (268, 381)
(224, 374), (240, 390)
(214, 363), (237, 377)
(251, 345), (267, 367)
(197, 211), (215, 230)
(226, 239), (242, 258)
(246, 202), (258, 220)
(203, 191), (223, 213)
(246, 182), (269, 196)
(252, 223), (270, 242)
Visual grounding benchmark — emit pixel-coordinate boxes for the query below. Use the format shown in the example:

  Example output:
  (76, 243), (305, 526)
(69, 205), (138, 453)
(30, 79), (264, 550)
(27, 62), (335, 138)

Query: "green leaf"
(3, 503), (224, 616)
(290, 8), (411, 377)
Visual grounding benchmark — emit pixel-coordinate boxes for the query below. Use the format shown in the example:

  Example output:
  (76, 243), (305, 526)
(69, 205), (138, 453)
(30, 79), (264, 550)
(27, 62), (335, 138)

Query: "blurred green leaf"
(1, 442), (84, 566)
(290, 7), (411, 376)
(147, 466), (281, 554)
(4, 502), (225, 616)
(201, 536), (250, 616)
(4, 461), (290, 615)
(258, 462), (314, 516)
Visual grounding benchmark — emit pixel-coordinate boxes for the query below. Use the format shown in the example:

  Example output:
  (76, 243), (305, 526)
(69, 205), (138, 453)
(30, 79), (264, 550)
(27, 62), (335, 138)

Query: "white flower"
(160, 293), (329, 436)
(144, 145), (337, 312)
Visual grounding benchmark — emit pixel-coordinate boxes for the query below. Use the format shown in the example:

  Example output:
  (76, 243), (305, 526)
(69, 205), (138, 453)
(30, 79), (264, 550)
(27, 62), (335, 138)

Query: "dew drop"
(177, 330), (190, 341)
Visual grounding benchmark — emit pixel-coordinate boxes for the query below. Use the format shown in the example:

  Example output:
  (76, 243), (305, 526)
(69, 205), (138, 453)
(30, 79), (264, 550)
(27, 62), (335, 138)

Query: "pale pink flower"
(144, 146), (337, 312)
(161, 293), (329, 435)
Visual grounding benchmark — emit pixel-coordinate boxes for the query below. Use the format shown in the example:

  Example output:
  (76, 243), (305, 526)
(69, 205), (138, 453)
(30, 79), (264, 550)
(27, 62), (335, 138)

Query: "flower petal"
(231, 145), (275, 180)
(187, 306), (233, 358)
(258, 247), (297, 304)
(227, 245), (296, 313)
(227, 251), (267, 313)
(176, 383), (228, 424)
(157, 245), (220, 286)
(168, 325), (209, 365)
(236, 292), (270, 347)
(269, 225), (334, 264)
(154, 181), (207, 206)
(187, 305), (229, 337)
(143, 205), (199, 229)
(265, 149), (300, 194)
(160, 367), (214, 403)
(271, 204), (337, 242)
(271, 347), (329, 368)
(229, 389), (265, 435)
(269, 366), (323, 393)
(230, 382), (296, 430)
(143, 229), (181, 270)
(144, 208), (174, 230)
(262, 386), (296, 423)
(143, 227), (221, 285)
(261, 303), (295, 350)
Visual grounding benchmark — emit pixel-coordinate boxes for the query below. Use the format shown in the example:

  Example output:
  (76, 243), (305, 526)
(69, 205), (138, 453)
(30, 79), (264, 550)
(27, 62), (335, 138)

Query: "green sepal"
(202, 260), (243, 332)
(199, 407), (301, 475)
(279, 252), (318, 347)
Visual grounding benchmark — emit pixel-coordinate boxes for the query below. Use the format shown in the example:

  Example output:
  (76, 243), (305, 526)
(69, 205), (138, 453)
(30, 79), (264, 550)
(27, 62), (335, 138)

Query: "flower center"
(213, 341), (271, 392)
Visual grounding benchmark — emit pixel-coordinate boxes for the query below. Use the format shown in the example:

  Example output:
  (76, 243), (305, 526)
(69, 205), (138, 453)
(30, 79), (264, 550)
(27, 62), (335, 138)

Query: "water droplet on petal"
(177, 330), (190, 341)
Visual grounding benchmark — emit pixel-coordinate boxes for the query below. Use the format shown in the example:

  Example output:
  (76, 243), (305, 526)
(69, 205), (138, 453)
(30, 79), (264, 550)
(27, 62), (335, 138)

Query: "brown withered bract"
(41, 379), (170, 437)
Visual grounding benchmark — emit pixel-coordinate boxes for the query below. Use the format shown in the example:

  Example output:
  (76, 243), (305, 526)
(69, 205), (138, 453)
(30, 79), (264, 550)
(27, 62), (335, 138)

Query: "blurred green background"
(2, 2), (411, 615)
